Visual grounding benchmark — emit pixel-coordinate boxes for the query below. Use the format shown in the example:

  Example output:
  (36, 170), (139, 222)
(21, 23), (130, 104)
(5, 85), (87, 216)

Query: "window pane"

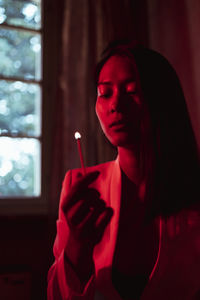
(0, 80), (41, 137)
(0, 28), (41, 80)
(0, 0), (41, 30)
(0, 137), (41, 197)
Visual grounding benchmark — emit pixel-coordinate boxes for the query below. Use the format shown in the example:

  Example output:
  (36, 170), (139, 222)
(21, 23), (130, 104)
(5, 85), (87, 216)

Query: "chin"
(102, 126), (140, 148)
(107, 133), (135, 148)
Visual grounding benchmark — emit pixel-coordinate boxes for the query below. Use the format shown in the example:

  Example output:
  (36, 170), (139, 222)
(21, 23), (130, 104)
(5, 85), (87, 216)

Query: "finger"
(63, 187), (102, 216)
(78, 205), (110, 240)
(66, 190), (105, 226)
(62, 171), (100, 212)
(71, 198), (105, 229)
(74, 171), (100, 190)
(67, 200), (90, 227)
(83, 189), (105, 210)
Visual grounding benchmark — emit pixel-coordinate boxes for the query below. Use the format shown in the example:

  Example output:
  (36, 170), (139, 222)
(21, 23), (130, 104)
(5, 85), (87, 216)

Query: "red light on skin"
(74, 131), (86, 175)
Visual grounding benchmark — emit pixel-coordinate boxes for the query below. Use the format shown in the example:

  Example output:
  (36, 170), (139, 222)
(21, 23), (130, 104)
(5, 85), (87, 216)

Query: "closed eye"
(97, 86), (113, 98)
(126, 81), (137, 95)
(98, 91), (112, 98)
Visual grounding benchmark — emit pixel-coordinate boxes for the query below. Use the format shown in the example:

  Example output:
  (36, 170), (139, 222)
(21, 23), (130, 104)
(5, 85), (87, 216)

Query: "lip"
(109, 120), (127, 128)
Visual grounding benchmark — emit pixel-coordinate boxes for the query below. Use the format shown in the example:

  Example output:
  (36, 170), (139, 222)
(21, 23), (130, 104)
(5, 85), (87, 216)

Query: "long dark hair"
(95, 40), (200, 218)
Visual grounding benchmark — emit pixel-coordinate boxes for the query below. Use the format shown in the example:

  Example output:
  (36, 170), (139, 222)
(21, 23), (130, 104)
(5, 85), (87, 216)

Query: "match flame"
(74, 131), (81, 139)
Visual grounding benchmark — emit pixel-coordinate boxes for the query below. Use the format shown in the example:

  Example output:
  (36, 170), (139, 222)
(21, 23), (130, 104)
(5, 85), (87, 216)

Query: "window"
(0, 0), (42, 199)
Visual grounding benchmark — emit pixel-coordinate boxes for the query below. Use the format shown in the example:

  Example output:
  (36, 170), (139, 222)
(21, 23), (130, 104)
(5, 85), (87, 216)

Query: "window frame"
(0, 0), (61, 215)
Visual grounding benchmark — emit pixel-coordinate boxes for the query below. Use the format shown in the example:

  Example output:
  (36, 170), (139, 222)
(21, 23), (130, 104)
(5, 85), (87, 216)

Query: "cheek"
(95, 100), (100, 119)
(95, 100), (108, 132)
(96, 100), (105, 124)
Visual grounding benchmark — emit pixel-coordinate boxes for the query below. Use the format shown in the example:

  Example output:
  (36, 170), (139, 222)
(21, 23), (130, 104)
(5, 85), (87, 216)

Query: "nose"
(110, 92), (123, 113)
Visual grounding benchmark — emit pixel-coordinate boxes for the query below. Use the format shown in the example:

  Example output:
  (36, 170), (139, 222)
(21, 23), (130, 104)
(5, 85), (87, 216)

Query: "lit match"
(74, 131), (86, 175)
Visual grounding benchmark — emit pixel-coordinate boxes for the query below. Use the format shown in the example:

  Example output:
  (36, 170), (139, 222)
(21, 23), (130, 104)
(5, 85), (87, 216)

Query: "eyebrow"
(97, 79), (136, 86)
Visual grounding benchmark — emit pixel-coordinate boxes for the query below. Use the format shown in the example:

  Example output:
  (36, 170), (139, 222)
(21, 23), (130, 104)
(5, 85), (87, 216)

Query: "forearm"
(47, 263), (63, 300)
(47, 250), (95, 300)
(64, 235), (95, 287)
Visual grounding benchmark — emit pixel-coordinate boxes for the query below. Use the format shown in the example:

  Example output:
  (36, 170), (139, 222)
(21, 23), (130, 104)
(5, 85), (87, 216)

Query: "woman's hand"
(61, 171), (113, 282)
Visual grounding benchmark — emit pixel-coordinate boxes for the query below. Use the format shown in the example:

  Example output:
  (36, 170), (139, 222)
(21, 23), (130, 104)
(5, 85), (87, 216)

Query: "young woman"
(48, 41), (200, 300)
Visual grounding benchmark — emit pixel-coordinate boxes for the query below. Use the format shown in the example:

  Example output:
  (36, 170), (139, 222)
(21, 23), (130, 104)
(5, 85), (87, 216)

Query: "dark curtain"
(49, 0), (200, 215)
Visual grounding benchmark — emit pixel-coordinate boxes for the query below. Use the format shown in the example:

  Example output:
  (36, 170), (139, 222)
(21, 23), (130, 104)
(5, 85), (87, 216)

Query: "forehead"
(98, 55), (137, 82)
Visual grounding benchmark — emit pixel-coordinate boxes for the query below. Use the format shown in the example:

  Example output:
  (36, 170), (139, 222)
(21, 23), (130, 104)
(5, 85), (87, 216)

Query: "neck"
(118, 146), (141, 185)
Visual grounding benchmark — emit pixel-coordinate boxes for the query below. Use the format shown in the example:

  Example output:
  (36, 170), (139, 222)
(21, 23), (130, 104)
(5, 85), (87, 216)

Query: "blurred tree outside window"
(0, 0), (42, 197)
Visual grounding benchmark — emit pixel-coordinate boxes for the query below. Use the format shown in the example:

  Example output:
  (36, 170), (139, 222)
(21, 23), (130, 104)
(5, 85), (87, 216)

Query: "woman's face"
(96, 55), (144, 148)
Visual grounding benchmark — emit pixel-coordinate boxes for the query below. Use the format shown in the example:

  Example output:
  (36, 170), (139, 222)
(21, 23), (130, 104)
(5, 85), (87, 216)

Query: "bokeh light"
(0, 137), (41, 197)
